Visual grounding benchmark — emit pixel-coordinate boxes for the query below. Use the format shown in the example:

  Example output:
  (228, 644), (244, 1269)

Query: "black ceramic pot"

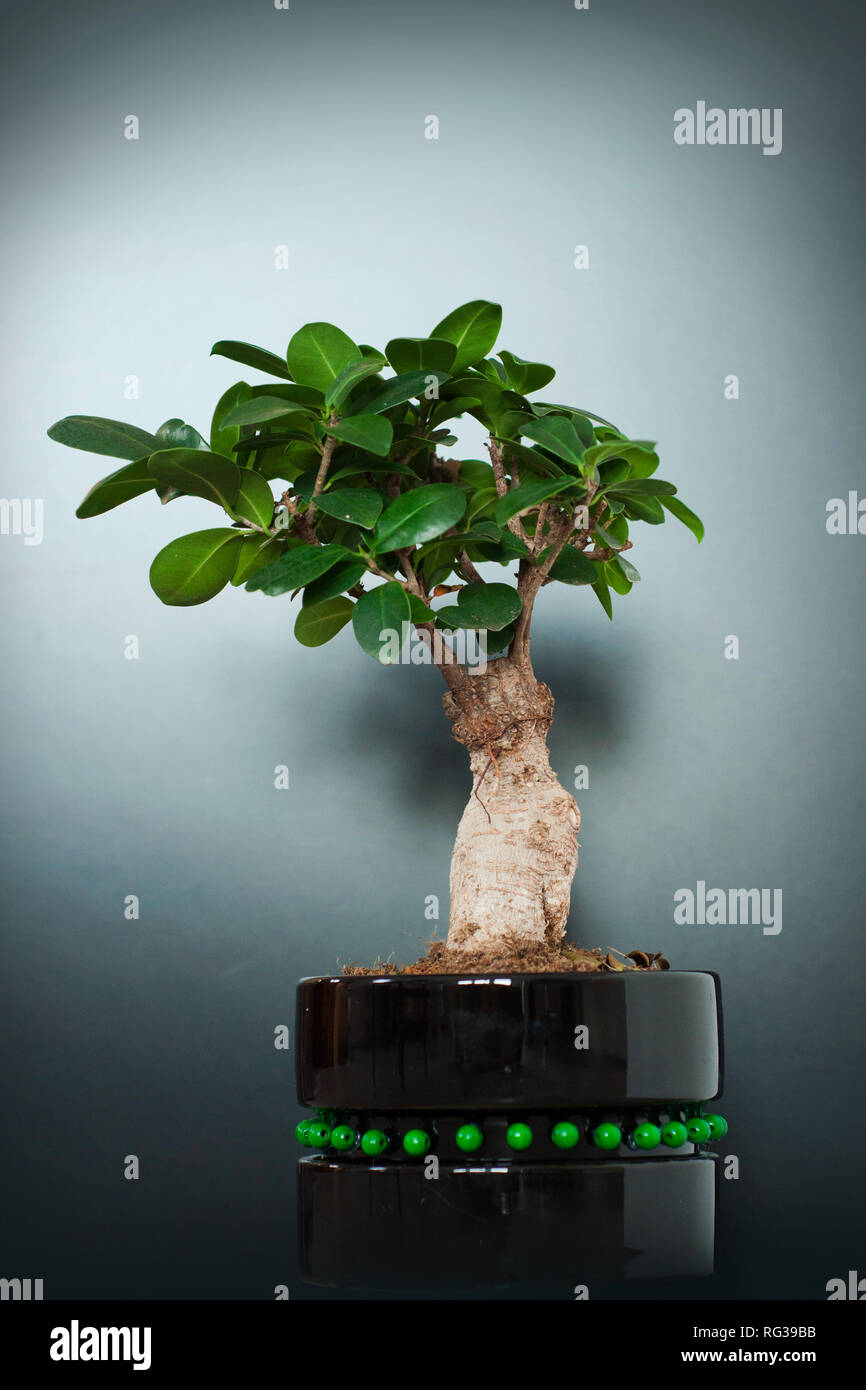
(295, 970), (724, 1293)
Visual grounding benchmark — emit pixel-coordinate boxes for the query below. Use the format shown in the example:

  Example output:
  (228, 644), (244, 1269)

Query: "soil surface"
(342, 938), (669, 976)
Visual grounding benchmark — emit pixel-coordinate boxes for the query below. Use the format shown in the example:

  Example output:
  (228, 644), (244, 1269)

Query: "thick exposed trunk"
(443, 658), (580, 951)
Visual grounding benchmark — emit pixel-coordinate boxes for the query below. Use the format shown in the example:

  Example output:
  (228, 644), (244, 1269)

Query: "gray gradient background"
(1, 0), (864, 1299)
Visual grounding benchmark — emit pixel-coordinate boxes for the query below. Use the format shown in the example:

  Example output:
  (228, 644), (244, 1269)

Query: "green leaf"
(622, 446), (659, 479)
(251, 382), (325, 409)
(324, 358), (384, 410)
(328, 458), (415, 485)
(615, 555), (641, 584)
(591, 571), (613, 620)
(605, 558), (633, 595)
(312, 488), (383, 529)
(407, 594), (436, 623)
(220, 395), (307, 429)
(598, 458), (631, 489)
(147, 449), (241, 510)
(210, 340), (291, 379)
(155, 419), (208, 451)
(454, 582), (522, 630)
(286, 322), (361, 392)
(327, 414), (393, 458)
(623, 495), (666, 525)
(491, 438), (566, 479)
(149, 529), (245, 606)
(430, 301), (502, 371)
(660, 496), (704, 542)
(532, 406), (595, 450)
(498, 350), (556, 395)
(384, 337), (458, 375)
(360, 369), (452, 416)
(570, 413), (595, 449)
(295, 596), (354, 647)
(75, 459), (157, 518)
(301, 558), (367, 605)
(358, 344), (387, 364)
(459, 459), (496, 490)
(47, 415), (162, 461)
(467, 487), (498, 522)
(607, 478), (676, 497)
(539, 403), (621, 432)
(592, 522), (623, 550)
(231, 533), (285, 586)
(230, 469), (275, 529)
(549, 546), (598, 585)
(211, 381), (252, 457)
(256, 439), (317, 482)
(352, 581), (412, 662)
(430, 395), (483, 427)
(246, 542), (350, 595)
(520, 415), (586, 468)
(597, 512), (629, 546)
(493, 477), (573, 527)
(373, 483), (467, 552)
(583, 439), (656, 471)
(483, 622), (515, 656)
(232, 417), (316, 455)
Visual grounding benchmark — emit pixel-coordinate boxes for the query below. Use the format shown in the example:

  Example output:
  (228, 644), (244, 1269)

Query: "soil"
(341, 937), (670, 976)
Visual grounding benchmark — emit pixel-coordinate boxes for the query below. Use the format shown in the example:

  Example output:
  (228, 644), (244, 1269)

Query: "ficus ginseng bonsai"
(49, 300), (703, 964)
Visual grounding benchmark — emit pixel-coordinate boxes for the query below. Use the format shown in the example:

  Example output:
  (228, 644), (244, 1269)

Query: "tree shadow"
(348, 635), (637, 827)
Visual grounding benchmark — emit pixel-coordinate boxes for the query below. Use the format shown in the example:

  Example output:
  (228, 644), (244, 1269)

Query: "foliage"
(48, 302), (703, 664)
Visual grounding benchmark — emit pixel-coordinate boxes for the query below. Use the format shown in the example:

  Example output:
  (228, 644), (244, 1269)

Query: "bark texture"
(443, 658), (580, 951)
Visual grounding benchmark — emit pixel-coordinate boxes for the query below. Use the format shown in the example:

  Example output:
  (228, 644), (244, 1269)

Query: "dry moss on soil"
(341, 937), (670, 976)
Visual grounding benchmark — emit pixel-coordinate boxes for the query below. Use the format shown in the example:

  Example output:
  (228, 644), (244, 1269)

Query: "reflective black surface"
(297, 971), (723, 1109)
(299, 1155), (718, 1291)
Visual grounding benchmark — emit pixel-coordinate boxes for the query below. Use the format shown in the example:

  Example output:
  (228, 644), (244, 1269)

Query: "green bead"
(705, 1113), (728, 1139)
(330, 1125), (356, 1151)
(455, 1123), (483, 1153)
(551, 1121), (580, 1150)
(661, 1121), (688, 1148)
(295, 1120), (312, 1146)
(632, 1122), (661, 1150)
(592, 1122), (622, 1151)
(360, 1128), (389, 1156)
(306, 1122), (331, 1148)
(686, 1117), (712, 1144)
(402, 1129), (431, 1157)
(506, 1123), (533, 1151)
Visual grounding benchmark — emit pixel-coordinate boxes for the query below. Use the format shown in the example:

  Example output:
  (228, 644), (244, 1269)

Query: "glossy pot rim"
(299, 969), (718, 985)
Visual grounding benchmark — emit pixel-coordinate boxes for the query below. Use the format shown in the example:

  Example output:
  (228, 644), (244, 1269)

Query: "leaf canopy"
(49, 302), (704, 651)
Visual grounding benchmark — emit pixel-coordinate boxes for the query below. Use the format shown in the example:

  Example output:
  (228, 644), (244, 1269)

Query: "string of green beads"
(360, 1129), (389, 1156)
(551, 1121), (581, 1149)
(632, 1122), (661, 1150)
(295, 1111), (727, 1155)
(455, 1123), (484, 1152)
(505, 1122), (533, 1151)
(306, 1122), (331, 1147)
(661, 1120), (688, 1148)
(330, 1125), (356, 1151)
(686, 1117), (712, 1143)
(592, 1122), (622, 1150)
(402, 1129), (431, 1157)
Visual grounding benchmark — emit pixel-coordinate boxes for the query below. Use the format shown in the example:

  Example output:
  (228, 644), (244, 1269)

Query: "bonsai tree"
(49, 301), (703, 965)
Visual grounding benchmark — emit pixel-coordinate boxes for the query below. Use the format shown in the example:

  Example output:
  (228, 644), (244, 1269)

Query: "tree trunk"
(442, 658), (580, 951)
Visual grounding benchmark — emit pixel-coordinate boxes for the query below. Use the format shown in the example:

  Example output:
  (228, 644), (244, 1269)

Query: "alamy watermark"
(50, 1321), (151, 1371)
(674, 102), (782, 157)
(0, 498), (43, 545)
(378, 623), (491, 672)
(674, 881), (782, 935)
